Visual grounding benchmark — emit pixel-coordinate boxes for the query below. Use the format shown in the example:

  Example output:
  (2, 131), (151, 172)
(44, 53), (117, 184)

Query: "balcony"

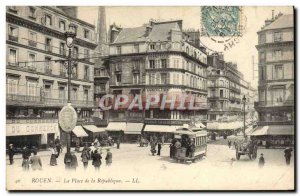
(94, 88), (107, 94)
(7, 94), (43, 106)
(255, 100), (294, 108)
(28, 40), (37, 47)
(257, 121), (294, 126)
(144, 118), (191, 125)
(208, 84), (226, 88)
(230, 86), (241, 93)
(208, 95), (227, 100)
(8, 35), (18, 42)
(94, 72), (110, 78)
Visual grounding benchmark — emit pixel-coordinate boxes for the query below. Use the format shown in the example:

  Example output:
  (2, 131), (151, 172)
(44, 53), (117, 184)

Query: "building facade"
(206, 53), (256, 135)
(6, 6), (97, 148)
(104, 20), (209, 141)
(254, 12), (294, 147)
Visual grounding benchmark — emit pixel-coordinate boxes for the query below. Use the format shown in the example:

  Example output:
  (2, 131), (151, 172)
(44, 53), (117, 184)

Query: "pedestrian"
(29, 151), (42, 171)
(258, 153), (265, 168)
(170, 138), (177, 158)
(22, 146), (31, 171)
(150, 141), (156, 156)
(105, 149), (112, 166)
(64, 153), (72, 170)
(81, 149), (90, 170)
(116, 138), (120, 149)
(228, 140), (231, 148)
(284, 147), (293, 166)
(92, 150), (102, 171)
(157, 141), (162, 156)
(49, 146), (58, 166)
(8, 144), (15, 165)
(54, 136), (61, 157)
(70, 152), (78, 171)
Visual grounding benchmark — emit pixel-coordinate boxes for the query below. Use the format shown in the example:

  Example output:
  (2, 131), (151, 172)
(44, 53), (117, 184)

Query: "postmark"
(200, 6), (247, 51)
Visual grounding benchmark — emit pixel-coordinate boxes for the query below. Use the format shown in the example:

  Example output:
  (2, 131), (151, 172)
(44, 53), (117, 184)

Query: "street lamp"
(63, 30), (76, 169)
(242, 95), (247, 140)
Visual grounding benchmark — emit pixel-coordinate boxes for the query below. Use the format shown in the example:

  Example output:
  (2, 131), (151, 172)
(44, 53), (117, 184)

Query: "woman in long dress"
(49, 147), (57, 166)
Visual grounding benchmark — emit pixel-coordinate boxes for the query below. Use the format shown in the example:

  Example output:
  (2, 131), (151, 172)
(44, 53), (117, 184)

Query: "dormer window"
(29, 7), (36, 19)
(45, 14), (52, 26)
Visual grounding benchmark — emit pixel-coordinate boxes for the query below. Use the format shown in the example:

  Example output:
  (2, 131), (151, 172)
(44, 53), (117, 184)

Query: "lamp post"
(242, 95), (247, 140)
(63, 30), (76, 168)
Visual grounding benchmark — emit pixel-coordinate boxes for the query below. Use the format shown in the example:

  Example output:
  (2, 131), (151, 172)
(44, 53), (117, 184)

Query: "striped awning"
(124, 123), (143, 135)
(106, 122), (127, 132)
(195, 122), (206, 128)
(72, 126), (88, 137)
(83, 125), (106, 133)
(251, 125), (294, 136)
(144, 125), (177, 133)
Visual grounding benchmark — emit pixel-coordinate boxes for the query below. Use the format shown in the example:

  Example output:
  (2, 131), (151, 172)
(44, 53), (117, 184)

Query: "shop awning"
(124, 123), (143, 135)
(144, 125), (177, 133)
(83, 125), (106, 133)
(72, 126), (88, 137)
(106, 122), (127, 132)
(251, 125), (294, 136)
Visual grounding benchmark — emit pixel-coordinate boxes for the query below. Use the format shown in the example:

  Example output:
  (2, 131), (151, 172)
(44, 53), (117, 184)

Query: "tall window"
(60, 61), (66, 76)
(274, 65), (283, 79)
(150, 74), (155, 84)
(260, 66), (265, 80)
(27, 81), (37, 96)
(84, 49), (89, 58)
(272, 88), (284, 104)
(69, 24), (77, 34)
(8, 26), (18, 40)
(84, 90), (88, 103)
(259, 51), (265, 63)
(45, 38), (52, 52)
(134, 44), (139, 53)
(174, 59), (179, 68)
(274, 32), (282, 42)
(45, 14), (52, 26)
(29, 7), (36, 18)
(59, 20), (66, 31)
(7, 78), (18, 94)
(29, 31), (37, 42)
(161, 59), (167, 68)
(28, 53), (36, 68)
(45, 57), (51, 72)
(71, 88), (77, 101)
(8, 49), (17, 65)
(259, 34), (266, 44)
(84, 29), (90, 39)
(59, 86), (65, 100)
(150, 44), (155, 50)
(259, 90), (265, 102)
(149, 60), (155, 69)
(44, 84), (51, 98)
(116, 74), (122, 84)
(59, 42), (65, 55)
(220, 89), (224, 97)
(161, 73), (167, 84)
(73, 46), (79, 58)
(84, 66), (89, 80)
(273, 50), (282, 61)
(116, 46), (122, 55)
(133, 73), (140, 84)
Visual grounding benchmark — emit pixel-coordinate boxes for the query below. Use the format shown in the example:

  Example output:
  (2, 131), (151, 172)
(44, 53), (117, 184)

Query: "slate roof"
(262, 14), (294, 31)
(112, 20), (182, 44)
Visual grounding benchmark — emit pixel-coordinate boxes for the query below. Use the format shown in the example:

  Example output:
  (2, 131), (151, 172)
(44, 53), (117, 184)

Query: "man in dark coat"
(105, 149), (112, 166)
(70, 152), (78, 171)
(116, 138), (120, 149)
(157, 141), (162, 156)
(92, 150), (102, 171)
(8, 144), (15, 165)
(258, 153), (265, 168)
(54, 136), (61, 157)
(284, 147), (293, 166)
(22, 146), (31, 171)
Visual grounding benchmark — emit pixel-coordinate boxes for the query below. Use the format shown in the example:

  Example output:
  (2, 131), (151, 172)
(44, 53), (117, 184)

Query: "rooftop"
(260, 14), (293, 31)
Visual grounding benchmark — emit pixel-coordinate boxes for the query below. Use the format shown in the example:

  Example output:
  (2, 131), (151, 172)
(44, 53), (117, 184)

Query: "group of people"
(169, 136), (196, 158)
(149, 135), (163, 156)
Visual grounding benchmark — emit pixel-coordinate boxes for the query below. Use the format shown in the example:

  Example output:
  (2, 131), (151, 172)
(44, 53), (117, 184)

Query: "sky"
(78, 6), (293, 88)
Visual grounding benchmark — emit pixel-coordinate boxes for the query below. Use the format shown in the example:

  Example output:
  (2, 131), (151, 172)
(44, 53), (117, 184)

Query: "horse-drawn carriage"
(235, 139), (258, 160)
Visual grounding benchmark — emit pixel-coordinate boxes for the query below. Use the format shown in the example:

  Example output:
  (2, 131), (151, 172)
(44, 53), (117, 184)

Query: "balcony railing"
(208, 84), (226, 88)
(257, 121), (294, 126)
(208, 95), (227, 99)
(8, 35), (18, 42)
(255, 100), (294, 107)
(28, 40), (37, 47)
(94, 72), (110, 78)
(230, 86), (241, 93)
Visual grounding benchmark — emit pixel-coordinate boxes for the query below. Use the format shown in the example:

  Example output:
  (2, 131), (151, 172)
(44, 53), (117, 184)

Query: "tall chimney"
(96, 6), (108, 55)
(272, 10), (275, 20)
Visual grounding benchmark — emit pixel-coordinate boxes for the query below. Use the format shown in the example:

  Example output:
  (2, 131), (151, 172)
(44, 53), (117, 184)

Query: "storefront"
(82, 125), (107, 144)
(143, 125), (178, 143)
(251, 125), (294, 148)
(6, 119), (59, 149)
(71, 126), (88, 147)
(123, 123), (143, 143)
(106, 122), (126, 141)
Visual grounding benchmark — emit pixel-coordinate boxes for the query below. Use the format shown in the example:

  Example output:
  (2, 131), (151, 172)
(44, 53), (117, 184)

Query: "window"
(27, 81), (37, 96)
(84, 90), (89, 103)
(174, 59), (179, 68)
(69, 24), (77, 34)
(59, 86), (65, 100)
(8, 49), (17, 65)
(274, 65), (283, 79)
(150, 74), (155, 84)
(44, 84), (51, 98)
(45, 14), (52, 26)
(210, 114), (216, 121)
(116, 46), (121, 55)
(72, 64), (78, 78)
(84, 49), (89, 58)
(259, 34), (266, 44)
(7, 78), (18, 94)
(150, 44), (155, 50)
(59, 43), (65, 55)
(161, 59), (167, 68)
(60, 61), (66, 76)
(29, 31), (37, 41)
(274, 32), (282, 42)
(260, 66), (265, 80)
(259, 90), (265, 102)
(71, 88), (77, 100)
(116, 74), (121, 83)
(45, 38), (52, 52)
(29, 7), (36, 18)
(28, 53), (36, 68)
(161, 73), (167, 84)
(84, 66), (89, 80)
(273, 50), (282, 61)
(59, 20), (66, 31)
(8, 26), (18, 40)
(84, 29), (90, 39)
(73, 46), (79, 58)
(133, 73), (140, 84)
(134, 44), (139, 53)
(259, 51), (265, 63)
(220, 89), (224, 97)
(272, 88), (284, 104)
(149, 60), (155, 69)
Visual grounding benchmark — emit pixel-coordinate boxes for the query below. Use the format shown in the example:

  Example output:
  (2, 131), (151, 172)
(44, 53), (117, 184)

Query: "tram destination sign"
(58, 104), (78, 133)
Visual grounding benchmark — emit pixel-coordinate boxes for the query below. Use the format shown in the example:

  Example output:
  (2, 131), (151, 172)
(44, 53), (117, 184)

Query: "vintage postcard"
(5, 6), (295, 191)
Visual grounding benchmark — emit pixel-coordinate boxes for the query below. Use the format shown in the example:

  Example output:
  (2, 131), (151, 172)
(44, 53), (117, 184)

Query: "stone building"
(253, 12), (294, 147)
(6, 6), (97, 148)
